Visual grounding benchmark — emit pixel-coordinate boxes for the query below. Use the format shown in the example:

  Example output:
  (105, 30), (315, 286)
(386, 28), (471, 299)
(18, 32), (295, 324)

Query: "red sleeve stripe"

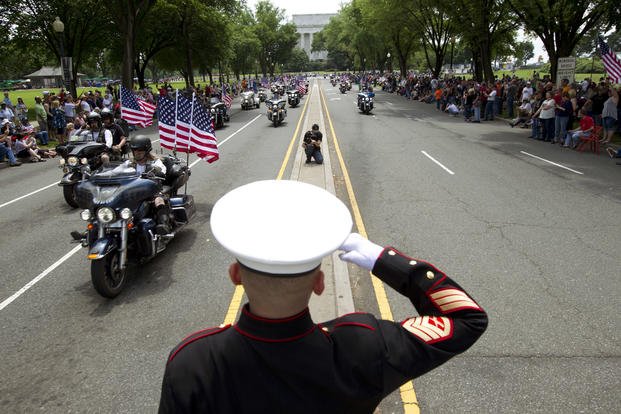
(430, 288), (481, 312)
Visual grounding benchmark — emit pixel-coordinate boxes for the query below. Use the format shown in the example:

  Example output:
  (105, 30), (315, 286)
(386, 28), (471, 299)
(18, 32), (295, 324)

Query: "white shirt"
(521, 86), (533, 101)
(135, 158), (166, 175)
(91, 129), (113, 147)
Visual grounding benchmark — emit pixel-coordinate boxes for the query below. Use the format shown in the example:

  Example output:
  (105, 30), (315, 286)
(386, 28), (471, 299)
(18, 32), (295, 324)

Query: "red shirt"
(580, 115), (594, 132)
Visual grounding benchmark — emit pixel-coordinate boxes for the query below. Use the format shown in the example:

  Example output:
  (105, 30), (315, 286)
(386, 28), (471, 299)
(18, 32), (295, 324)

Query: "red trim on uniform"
(233, 324), (317, 342)
(338, 311), (368, 317)
(179, 325), (225, 342)
(242, 306), (309, 323)
(332, 322), (376, 331)
(168, 325), (231, 363)
(428, 275), (447, 290)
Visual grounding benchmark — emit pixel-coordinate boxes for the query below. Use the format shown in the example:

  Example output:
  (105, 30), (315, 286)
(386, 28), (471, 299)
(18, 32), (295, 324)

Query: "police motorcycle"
(209, 97), (229, 128)
(286, 89), (300, 107)
(240, 91), (260, 110)
(57, 115), (110, 208)
(71, 136), (193, 298)
(357, 89), (375, 114)
(265, 98), (287, 127)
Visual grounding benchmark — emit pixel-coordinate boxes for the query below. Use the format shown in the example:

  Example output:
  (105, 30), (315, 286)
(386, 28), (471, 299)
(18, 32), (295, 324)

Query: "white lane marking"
(385, 101), (394, 105)
(520, 151), (584, 175)
(0, 245), (82, 311)
(421, 150), (455, 175)
(0, 182), (58, 209)
(330, 98), (342, 101)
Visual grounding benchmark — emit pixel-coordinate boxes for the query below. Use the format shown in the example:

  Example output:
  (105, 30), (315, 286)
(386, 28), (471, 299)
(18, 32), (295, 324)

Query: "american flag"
(190, 95), (219, 163)
(175, 93), (192, 152)
(157, 96), (176, 150)
(598, 36), (621, 83)
(297, 81), (307, 95)
(221, 85), (233, 108)
(120, 85), (156, 127)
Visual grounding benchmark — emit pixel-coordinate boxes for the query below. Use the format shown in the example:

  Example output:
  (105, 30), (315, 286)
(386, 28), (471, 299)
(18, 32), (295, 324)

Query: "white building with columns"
(292, 14), (336, 61)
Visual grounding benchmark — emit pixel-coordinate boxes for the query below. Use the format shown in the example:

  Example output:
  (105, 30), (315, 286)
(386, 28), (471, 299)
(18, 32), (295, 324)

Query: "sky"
(245, 0), (546, 64)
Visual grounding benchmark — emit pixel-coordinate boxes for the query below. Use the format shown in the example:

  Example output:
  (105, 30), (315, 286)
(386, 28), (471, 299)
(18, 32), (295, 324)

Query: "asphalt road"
(1, 78), (619, 413)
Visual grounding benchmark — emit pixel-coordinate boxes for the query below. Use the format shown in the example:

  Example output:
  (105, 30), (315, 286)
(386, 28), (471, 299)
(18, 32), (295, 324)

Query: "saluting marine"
(158, 180), (488, 413)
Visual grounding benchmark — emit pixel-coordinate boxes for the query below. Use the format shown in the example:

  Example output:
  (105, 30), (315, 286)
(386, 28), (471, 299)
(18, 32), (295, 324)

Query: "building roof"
(24, 66), (84, 78)
(292, 14), (336, 27)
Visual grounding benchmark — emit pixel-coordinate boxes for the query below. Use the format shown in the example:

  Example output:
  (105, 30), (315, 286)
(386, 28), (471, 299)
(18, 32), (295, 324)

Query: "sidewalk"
(289, 81), (355, 321)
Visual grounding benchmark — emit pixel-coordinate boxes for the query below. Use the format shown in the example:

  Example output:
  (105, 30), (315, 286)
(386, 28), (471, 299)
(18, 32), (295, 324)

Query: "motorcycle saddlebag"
(170, 194), (195, 224)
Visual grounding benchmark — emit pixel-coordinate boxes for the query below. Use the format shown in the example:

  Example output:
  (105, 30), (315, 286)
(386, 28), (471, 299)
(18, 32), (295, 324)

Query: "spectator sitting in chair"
(510, 99), (532, 128)
(563, 108), (594, 148)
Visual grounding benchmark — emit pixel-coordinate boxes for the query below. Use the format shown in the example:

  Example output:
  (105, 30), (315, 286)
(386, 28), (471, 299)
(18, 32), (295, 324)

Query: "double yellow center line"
(221, 81), (419, 413)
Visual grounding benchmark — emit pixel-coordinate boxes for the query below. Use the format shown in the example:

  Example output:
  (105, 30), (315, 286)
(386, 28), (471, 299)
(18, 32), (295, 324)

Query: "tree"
(1, 0), (112, 96)
(253, 1), (298, 77)
(229, 8), (261, 79)
(512, 40), (534, 67)
(285, 47), (310, 72)
(507, 0), (615, 82)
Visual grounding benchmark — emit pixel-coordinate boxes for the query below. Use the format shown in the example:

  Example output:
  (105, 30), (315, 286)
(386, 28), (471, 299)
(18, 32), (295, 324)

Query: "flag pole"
(184, 91), (195, 195)
(173, 89), (179, 158)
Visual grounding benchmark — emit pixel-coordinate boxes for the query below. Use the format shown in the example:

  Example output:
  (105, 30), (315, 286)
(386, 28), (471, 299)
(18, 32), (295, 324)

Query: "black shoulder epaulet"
(167, 324), (231, 363)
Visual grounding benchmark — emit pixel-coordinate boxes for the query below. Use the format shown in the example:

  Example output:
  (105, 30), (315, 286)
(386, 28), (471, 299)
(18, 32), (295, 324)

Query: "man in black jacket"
(159, 180), (488, 414)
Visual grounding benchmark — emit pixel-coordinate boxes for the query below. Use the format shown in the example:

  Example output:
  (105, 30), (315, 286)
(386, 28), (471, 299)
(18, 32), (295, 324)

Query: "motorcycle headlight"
(96, 207), (115, 223)
(81, 158), (88, 165)
(67, 156), (78, 166)
(59, 158), (66, 166)
(211, 108), (215, 113)
(120, 208), (132, 220)
(365, 97), (370, 102)
(80, 209), (91, 221)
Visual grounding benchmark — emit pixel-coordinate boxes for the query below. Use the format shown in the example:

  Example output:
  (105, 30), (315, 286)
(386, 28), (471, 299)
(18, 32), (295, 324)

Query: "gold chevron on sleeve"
(402, 316), (453, 343)
(429, 288), (482, 312)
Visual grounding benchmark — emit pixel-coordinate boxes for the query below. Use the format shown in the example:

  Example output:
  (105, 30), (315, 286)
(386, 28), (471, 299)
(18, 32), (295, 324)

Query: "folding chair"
(576, 125), (603, 154)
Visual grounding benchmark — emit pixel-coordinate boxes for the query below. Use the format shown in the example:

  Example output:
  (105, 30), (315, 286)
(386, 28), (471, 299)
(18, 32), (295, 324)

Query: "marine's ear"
(228, 262), (242, 286)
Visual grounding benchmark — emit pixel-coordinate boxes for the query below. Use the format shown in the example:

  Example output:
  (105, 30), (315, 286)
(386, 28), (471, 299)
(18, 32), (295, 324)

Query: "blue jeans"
(36, 131), (49, 145)
(485, 101), (494, 120)
(305, 146), (323, 164)
(531, 118), (541, 139)
(0, 145), (18, 164)
(473, 106), (481, 122)
(554, 116), (569, 142)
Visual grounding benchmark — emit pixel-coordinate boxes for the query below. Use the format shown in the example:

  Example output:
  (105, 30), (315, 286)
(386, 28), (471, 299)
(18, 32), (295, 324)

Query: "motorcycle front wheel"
(91, 251), (127, 298)
(63, 184), (79, 208)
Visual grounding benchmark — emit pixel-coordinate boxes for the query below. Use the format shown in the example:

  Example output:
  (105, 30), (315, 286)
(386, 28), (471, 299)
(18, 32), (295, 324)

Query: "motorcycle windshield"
(75, 165), (159, 211)
(70, 142), (107, 157)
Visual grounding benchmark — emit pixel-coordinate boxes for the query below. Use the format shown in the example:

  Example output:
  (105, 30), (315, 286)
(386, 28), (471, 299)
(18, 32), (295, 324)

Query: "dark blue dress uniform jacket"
(159, 247), (488, 413)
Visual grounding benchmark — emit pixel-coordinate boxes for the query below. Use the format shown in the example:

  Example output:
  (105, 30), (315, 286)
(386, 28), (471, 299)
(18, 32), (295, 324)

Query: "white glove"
(338, 233), (384, 271)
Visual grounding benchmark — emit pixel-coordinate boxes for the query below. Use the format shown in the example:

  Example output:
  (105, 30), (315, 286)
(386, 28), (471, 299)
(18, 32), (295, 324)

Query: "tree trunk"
(120, 10), (135, 90)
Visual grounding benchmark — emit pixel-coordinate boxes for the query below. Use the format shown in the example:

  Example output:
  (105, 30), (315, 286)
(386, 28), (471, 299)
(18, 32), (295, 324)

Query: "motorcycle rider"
(100, 108), (127, 162)
(129, 135), (173, 235)
(85, 111), (114, 165)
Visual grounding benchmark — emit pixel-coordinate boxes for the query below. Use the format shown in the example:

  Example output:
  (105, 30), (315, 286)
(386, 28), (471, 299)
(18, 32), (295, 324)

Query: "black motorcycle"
(287, 90), (300, 107)
(57, 131), (108, 208)
(357, 91), (375, 114)
(266, 99), (287, 127)
(72, 155), (193, 298)
(209, 97), (229, 128)
(339, 83), (347, 94)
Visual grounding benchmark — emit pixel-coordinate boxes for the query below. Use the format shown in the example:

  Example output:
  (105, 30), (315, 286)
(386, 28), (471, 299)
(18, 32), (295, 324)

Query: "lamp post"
(386, 52), (391, 73)
(450, 37), (455, 75)
(53, 17), (73, 96)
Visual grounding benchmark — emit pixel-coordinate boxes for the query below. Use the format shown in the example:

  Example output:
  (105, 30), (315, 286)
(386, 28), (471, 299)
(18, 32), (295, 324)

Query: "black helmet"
(100, 108), (114, 121)
(130, 135), (152, 152)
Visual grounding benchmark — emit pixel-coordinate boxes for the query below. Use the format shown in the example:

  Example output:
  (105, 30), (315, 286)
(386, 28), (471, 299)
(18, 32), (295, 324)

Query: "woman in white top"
(534, 91), (556, 141)
(63, 96), (76, 123)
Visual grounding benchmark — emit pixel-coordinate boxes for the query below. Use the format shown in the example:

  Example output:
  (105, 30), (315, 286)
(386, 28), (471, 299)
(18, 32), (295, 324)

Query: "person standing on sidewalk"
(159, 180), (488, 414)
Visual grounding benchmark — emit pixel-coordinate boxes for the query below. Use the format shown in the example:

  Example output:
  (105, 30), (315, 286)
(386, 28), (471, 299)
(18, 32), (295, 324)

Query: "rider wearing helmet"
(101, 108), (127, 160)
(130, 135), (172, 235)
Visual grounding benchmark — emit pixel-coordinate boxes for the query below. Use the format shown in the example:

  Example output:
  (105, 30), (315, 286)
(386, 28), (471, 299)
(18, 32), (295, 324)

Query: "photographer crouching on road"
(302, 123), (323, 165)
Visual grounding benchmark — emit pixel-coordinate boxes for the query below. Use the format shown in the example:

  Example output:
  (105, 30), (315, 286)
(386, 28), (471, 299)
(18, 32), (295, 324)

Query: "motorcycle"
(209, 97), (230, 128)
(357, 91), (375, 114)
(240, 91), (260, 110)
(71, 155), (193, 298)
(57, 130), (108, 208)
(266, 99), (287, 127)
(287, 90), (300, 107)
(330, 78), (337, 87)
(339, 83), (347, 94)
(257, 88), (268, 102)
